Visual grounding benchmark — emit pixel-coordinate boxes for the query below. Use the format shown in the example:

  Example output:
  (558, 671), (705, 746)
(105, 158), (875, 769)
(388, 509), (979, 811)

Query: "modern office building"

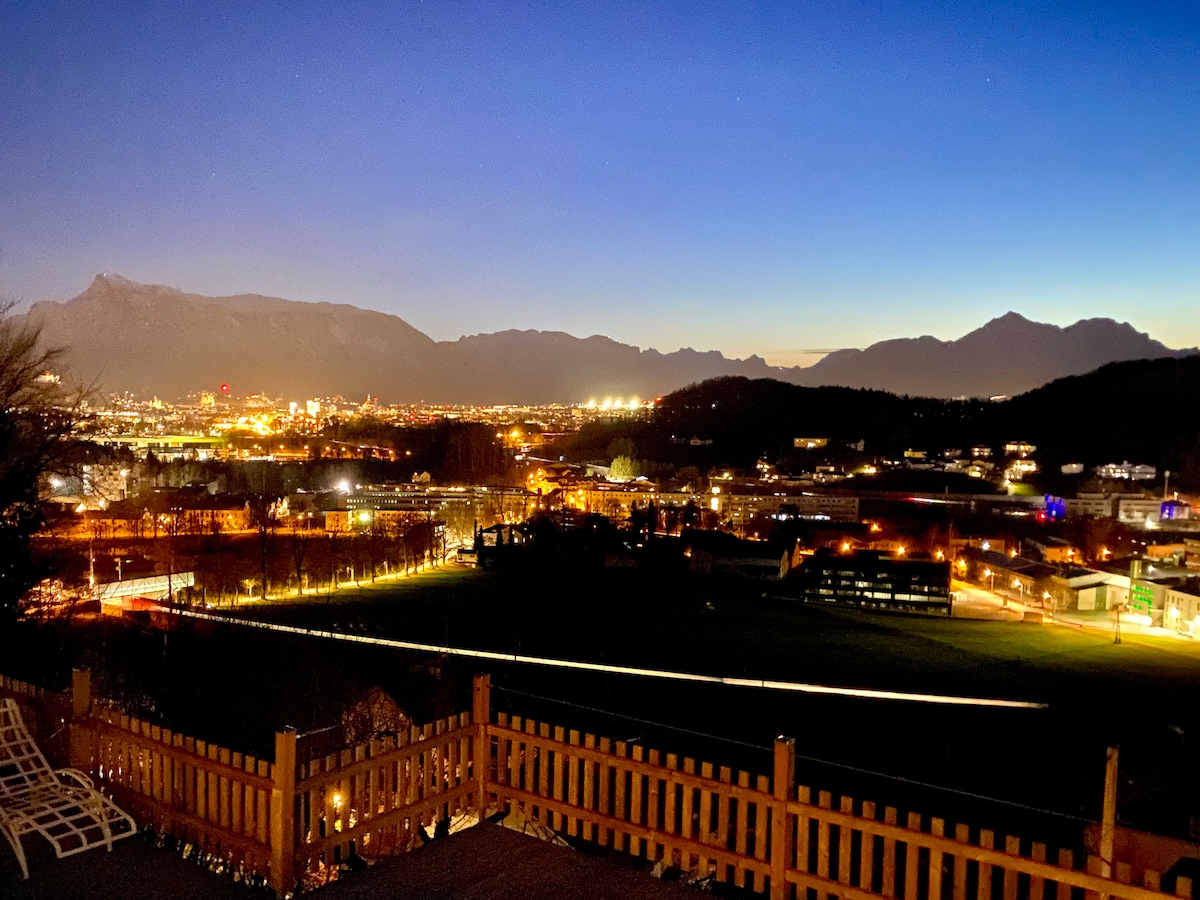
(787, 549), (951, 613)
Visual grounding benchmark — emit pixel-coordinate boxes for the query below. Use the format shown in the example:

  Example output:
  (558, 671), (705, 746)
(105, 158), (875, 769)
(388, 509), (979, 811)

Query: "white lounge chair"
(0, 697), (136, 879)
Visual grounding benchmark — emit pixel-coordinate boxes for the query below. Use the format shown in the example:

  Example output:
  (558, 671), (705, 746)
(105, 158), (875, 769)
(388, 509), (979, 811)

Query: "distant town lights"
(587, 397), (641, 411)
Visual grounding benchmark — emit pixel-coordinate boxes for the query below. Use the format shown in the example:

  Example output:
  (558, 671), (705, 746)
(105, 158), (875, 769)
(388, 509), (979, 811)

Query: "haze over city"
(4, 1), (1200, 366)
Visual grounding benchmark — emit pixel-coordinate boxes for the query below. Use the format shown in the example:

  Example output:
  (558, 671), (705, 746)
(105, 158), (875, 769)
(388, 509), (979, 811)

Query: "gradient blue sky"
(3, 1), (1198, 365)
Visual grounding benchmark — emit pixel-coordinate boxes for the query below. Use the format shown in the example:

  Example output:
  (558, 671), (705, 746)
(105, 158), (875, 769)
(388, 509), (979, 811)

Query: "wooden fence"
(481, 687), (1187, 900)
(1, 669), (486, 894)
(292, 712), (480, 881)
(1, 671), (1193, 900)
(80, 710), (279, 883)
(0, 672), (72, 761)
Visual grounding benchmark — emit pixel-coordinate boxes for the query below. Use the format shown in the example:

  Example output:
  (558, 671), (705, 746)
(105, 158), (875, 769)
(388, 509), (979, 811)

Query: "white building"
(1118, 497), (1163, 526)
(1065, 495), (1115, 519)
(1096, 461), (1157, 481)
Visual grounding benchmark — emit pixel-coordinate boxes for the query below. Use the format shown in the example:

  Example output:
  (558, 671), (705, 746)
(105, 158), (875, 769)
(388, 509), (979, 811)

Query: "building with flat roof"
(786, 549), (951, 613)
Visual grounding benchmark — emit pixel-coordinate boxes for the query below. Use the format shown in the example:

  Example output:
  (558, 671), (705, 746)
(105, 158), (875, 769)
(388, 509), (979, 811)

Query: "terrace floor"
(0, 824), (706, 900)
(0, 834), (253, 900)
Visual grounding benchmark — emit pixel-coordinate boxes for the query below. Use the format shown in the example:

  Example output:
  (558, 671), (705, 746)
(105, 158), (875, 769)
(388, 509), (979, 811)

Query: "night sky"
(3, 1), (1199, 365)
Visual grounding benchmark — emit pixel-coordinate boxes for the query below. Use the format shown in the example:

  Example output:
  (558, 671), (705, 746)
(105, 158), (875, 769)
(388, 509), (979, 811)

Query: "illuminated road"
(951, 581), (1027, 620)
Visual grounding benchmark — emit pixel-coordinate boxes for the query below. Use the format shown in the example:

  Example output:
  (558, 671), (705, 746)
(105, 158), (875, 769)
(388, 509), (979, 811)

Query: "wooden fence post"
(270, 726), (297, 897)
(474, 674), (491, 821)
(1100, 747), (1118, 872)
(771, 735), (795, 900)
(69, 667), (92, 769)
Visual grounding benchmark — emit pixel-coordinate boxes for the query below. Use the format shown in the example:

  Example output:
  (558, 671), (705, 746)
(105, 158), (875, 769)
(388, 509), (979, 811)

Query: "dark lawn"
(226, 565), (1200, 708)
(196, 565), (1200, 841)
(6, 564), (1200, 848)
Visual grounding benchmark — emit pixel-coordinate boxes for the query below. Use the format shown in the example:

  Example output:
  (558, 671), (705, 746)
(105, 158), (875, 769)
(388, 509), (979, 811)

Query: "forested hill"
(621, 356), (1200, 487)
(652, 378), (990, 463)
(1004, 354), (1200, 485)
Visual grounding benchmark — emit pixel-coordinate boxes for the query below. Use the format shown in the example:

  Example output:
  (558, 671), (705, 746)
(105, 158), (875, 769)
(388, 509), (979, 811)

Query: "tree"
(610, 455), (640, 481)
(675, 465), (705, 492)
(287, 515), (312, 596)
(0, 305), (82, 624)
(249, 494), (280, 601)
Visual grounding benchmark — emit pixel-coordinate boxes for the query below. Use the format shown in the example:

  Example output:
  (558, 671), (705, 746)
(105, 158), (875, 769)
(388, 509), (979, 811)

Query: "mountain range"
(20, 274), (1195, 403)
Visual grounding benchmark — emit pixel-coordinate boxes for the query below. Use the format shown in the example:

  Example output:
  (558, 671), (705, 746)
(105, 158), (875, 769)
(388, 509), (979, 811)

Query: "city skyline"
(4, 2), (1199, 366)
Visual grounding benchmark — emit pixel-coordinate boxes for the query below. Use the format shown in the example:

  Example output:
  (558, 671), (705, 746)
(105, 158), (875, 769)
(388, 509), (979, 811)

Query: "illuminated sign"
(1130, 583), (1154, 613)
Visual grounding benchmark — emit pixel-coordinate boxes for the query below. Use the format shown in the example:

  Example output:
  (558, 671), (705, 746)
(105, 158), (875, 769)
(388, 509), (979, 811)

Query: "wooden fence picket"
(4, 670), (1192, 900)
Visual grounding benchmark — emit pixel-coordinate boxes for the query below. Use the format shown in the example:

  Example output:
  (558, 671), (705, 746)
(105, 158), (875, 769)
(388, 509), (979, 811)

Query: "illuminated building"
(787, 549), (951, 613)
(1096, 461), (1157, 481)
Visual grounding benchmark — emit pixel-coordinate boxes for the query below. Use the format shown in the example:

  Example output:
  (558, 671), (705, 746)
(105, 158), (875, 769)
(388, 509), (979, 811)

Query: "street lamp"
(983, 568), (996, 592)
(1011, 578), (1026, 603)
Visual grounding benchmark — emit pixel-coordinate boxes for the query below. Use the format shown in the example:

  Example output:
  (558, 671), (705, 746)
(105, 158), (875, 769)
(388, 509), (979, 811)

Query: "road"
(951, 580), (1029, 620)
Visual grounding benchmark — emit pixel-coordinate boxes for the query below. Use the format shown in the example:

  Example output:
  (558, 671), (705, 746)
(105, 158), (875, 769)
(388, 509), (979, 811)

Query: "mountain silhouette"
(20, 275), (1194, 402)
(804, 311), (1192, 398)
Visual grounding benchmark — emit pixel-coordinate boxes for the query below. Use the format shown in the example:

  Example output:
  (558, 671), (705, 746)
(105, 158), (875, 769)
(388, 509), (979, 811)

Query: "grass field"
(7, 563), (1200, 848)
(197, 564), (1200, 841)
(229, 564), (1200, 707)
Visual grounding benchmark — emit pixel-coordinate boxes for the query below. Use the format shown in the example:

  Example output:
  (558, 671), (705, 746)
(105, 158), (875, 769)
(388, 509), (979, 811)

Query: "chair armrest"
(55, 768), (96, 789)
